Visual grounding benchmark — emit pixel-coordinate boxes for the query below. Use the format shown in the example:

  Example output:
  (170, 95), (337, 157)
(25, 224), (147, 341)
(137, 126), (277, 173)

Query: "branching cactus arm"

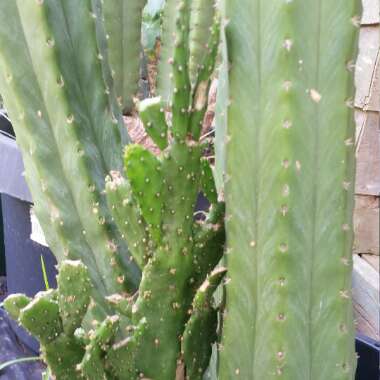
(4, 261), (91, 380)
(183, 267), (227, 380)
(103, 3), (223, 379)
(103, 0), (147, 114)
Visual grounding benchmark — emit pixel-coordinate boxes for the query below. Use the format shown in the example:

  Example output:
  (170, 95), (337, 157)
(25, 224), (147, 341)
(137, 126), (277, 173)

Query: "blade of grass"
(0, 356), (41, 371)
(40, 255), (50, 290)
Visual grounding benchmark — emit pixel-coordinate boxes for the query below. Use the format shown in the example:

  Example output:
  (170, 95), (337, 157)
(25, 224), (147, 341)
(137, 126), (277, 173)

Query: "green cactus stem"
(157, 0), (177, 104)
(19, 293), (62, 345)
(219, 1), (361, 379)
(3, 294), (31, 320)
(124, 144), (164, 244)
(0, 1), (140, 315)
(102, 2), (222, 378)
(2, 1), (224, 378)
(200, 158), (218, 204)
(138, 96), (168, 150)
(57, 259), (92, 335)
(105, 317), (148, 380)
(188, 0), (217, 87)
(79, 315), (120, 379)
(105, 171), (152, 270)
(183, 267), (227, 380)
(4, 261), (93, 380)
(102, 0), (147, 114)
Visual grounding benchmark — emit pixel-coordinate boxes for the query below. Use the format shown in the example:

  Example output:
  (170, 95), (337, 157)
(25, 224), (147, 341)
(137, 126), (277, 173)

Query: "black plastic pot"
(0, 115), (57, 352)
(355, 335), (380, 380)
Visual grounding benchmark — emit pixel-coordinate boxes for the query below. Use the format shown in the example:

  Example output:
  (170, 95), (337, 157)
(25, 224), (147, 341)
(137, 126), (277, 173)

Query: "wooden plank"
(353, 195), (379, 255)
(352, 255), (380, 340)
(361, 0), (380, 25)
(355, 111), (380, 195)
(355, 26), (379, 112)
(361, 254), (379, 272)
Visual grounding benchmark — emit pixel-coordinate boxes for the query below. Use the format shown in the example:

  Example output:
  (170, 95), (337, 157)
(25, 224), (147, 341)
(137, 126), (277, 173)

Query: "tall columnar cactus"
(0, 0), (140, 316)
(103, 0), (147, 114)
(219, 1), (361, 379)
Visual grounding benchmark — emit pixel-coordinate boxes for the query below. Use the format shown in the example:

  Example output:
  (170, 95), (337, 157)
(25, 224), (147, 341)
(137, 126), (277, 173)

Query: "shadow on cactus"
(1, 0), (225, 379)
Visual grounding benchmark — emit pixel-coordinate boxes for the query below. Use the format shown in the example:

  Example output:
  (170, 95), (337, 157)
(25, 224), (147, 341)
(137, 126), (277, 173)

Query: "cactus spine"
(219, 1), (361, 379)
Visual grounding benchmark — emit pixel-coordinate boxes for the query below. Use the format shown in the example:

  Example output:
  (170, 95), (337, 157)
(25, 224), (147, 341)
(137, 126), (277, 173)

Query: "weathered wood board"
(361, 0), (380, 25)
(354, 195), (379, 255)
(353, 255), (380, 340)
(352, 0), (379, 341)
(355, 26), (379, 112)
(362, 254), (379, 272)
(355, 111), (380, 195)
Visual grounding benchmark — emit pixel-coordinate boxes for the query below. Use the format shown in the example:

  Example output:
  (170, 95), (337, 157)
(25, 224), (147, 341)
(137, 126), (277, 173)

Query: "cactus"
(4, 261), (90, 379)
(182, 267), (227, 380)
(0, 0), (362, 379)
(103, 0), (147, 114)
(0, 0), (141, 316)
(101, 4), (223, 377)
(158, 0), (219, 106)
(2, 0), (224, 378)
(219, 1), (361, 379)
(156, 0), (177, 104)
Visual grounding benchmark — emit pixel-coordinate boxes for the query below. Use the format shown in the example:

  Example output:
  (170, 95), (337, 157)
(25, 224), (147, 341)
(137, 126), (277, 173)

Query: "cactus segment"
(220, 0), (361, 379)
(4, 260), (97, 379)
(0, 0), (141, 307)
(1, 1), (224, 378)
(19, 294), (62, 345)
(124, 46), (221, 375)
(138, 96), (169, 150)
(200, 158), (218, 204)
(102, 0), (147, 114)
(214, 23), (229, 195)
(184, 308), (218, 380)
(188, 0), (216, 87)
(189, 12), (220, 140)
(80, 315), (119, 379)
(106, 317), (148, 380)
(170, 0), (192, 139)
(3, 294), (31, 320)
(0, 0), (100, 288)
(105, 171), (152, 269)
(183, 268), (226, 380)
(192, 267), (227, 309)
(157, 0), (177, 104)
(43, 334), (85, 380)
(57, 260), (92, 335)
(105, 294), (134, 318)
(192, 225), (225, 289)
(124, 144), (164, 244)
